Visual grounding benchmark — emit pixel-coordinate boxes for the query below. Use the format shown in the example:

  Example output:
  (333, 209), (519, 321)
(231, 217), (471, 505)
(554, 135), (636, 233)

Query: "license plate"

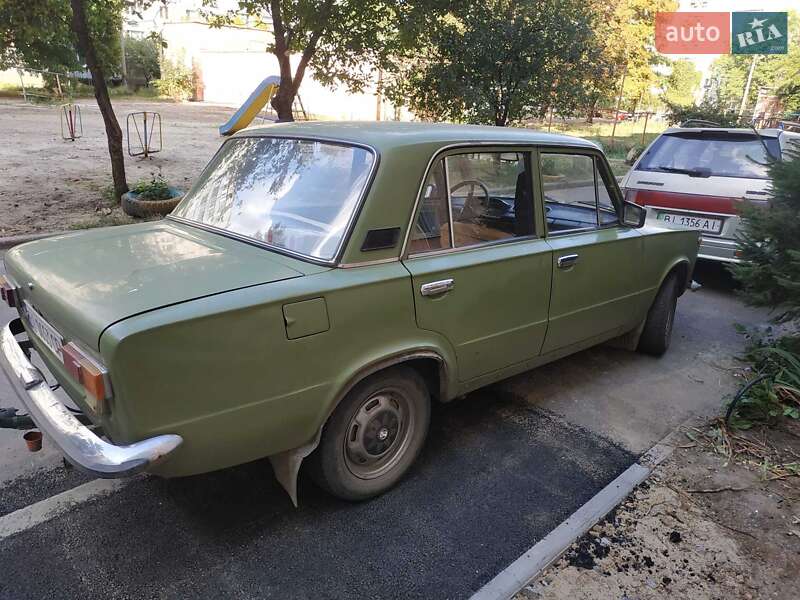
(655, 211), (723, 234)
(23, 300), (64, 359)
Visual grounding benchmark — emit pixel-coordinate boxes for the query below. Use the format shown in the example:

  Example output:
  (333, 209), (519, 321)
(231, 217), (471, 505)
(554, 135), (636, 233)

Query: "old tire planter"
(121, 188), (182, 218)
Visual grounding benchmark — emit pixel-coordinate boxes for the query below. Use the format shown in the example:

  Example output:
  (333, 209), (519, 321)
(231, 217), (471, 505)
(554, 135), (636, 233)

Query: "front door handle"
(420, 278), (454, 297)
(557, 253), (579, 269)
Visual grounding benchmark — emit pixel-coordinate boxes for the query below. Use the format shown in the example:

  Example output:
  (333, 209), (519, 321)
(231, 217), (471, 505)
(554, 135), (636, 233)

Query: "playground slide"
(218, 75), (281, 136)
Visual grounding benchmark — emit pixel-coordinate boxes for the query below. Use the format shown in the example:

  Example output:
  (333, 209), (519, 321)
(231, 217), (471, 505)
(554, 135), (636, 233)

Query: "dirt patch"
(516, 420), (800, 600)
(0, 98), (235, 236)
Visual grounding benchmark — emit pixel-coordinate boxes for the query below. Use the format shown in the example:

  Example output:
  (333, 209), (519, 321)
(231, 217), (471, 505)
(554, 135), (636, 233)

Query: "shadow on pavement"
(0, 392), (634, 600)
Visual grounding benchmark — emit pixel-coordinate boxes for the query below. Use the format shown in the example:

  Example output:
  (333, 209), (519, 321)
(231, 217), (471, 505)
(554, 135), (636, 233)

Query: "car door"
(539, 149), (645, 355)
(402, 148), (552, 381)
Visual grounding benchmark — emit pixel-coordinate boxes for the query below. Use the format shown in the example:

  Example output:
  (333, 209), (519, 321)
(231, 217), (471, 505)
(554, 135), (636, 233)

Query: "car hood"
(4, 220), (317, 350)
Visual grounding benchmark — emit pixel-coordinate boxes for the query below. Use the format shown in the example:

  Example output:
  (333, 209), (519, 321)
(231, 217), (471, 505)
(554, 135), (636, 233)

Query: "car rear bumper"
(698, 236), (741, 263)
(0, 317), (183, 478)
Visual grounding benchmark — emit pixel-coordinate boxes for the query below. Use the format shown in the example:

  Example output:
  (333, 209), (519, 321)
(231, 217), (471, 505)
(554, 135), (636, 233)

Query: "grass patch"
(728, 330), (800, 429)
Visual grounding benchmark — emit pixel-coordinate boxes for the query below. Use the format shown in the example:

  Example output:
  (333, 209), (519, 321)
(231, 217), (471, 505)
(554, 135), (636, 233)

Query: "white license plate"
(656, 211), (723, 234)
(23, 300), (64, 359)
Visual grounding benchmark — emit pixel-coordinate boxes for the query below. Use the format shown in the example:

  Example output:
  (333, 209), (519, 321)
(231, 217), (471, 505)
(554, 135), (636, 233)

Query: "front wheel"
(309, 366), (431, 501)
(637, 273), (679, 356)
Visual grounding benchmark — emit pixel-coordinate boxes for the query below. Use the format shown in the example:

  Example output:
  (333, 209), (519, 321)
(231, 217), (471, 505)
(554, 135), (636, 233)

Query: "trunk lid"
(4, 220), (316, 349)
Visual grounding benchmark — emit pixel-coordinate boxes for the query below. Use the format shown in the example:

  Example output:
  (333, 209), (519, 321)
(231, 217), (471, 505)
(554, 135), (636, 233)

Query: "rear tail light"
(623, 189), (739, 215)
(624, 189), (644, 205)
(61, 342), (112, 413)
(0, 275), (19, 308)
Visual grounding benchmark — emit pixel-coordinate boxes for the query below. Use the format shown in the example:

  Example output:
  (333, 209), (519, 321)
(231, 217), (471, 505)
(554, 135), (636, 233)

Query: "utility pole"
(738, 55), (758, 121)
(375, 69), (383, 121)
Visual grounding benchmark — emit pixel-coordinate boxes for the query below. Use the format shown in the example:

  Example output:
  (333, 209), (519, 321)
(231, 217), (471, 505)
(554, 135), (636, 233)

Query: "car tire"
(637, 273), (679, 356)
(309, 366), (431, 501)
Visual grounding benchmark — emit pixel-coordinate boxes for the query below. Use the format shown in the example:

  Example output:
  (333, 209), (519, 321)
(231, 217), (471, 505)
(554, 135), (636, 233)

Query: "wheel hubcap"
(344, 390), (413, 480)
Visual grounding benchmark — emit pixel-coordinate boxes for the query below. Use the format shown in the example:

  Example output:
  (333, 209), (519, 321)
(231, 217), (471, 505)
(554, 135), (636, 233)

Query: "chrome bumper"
(0, 318), (182, 477)
(698, 236), (740, 264)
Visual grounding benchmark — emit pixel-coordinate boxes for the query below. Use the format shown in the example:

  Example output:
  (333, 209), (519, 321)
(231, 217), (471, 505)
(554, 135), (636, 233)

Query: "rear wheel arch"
(268, 349), (450, 505)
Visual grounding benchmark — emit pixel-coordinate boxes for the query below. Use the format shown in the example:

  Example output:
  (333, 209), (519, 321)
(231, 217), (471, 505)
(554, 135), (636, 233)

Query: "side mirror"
(622, 201), (647, 228)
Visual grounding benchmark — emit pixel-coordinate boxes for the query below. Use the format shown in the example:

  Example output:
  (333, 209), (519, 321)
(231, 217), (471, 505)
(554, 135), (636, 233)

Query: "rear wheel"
(637, 273), (679, 356)
(309, 366), (430, 501)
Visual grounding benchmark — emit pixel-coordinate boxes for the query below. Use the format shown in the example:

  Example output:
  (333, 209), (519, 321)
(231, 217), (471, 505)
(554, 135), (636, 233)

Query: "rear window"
(636, 132), (780, 180)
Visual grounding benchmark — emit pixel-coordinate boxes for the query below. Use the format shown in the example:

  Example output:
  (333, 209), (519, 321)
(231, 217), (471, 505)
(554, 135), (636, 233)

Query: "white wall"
(161, 21), (407, 121)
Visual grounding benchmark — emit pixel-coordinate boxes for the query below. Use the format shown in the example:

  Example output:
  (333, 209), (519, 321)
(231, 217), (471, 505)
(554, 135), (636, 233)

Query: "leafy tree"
(70, 0), (128, 199)
(124, 34), (161, 87)
(1, 0), (130, 198)
(661, 59), (700, 107)
(204, 0), (425, 121)
(614, 0), (677, 114)
(731, 149), (800, 320)
(386, 0), (598, 126)
(0, 0), (123, 74)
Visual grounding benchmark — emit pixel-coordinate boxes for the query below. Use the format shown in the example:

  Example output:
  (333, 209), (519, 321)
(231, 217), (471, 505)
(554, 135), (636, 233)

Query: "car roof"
(234, 121), (600, 152)
(662, 126), (783, 138)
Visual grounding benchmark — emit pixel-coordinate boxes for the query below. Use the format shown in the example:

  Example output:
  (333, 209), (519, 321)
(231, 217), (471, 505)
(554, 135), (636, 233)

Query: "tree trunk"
(70, 0), (127, 199)
(268, 0), (330, 122)
(586, 97), (598, 124)
(269, 0), (296, 122)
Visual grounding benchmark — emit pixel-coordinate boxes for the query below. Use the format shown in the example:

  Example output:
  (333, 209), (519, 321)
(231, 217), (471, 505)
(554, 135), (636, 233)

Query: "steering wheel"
(450, 179), (491, 219)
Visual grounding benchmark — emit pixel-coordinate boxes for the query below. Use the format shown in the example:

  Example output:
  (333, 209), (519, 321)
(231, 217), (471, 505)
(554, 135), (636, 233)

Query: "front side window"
(541, 153), (618, 232)
(408, 151), (534, 254)
(172, 137), (374, 261)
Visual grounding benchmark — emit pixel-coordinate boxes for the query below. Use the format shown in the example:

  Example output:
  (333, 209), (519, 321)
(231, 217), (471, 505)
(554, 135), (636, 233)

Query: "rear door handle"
(420, 278), (454, 297)
(557, 254), (579, 269)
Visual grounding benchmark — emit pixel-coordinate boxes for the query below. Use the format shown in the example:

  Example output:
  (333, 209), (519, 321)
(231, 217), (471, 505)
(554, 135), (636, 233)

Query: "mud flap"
(268, 429), (322, 508)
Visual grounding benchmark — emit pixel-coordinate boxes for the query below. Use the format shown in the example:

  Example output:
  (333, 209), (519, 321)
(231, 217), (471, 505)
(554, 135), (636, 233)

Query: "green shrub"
(664, 100), (741, 127)
(153, 58), (193, 101)
(131, 174), (173, 200)
(731, 149), (800, 320)
(729, 332), (800, 429)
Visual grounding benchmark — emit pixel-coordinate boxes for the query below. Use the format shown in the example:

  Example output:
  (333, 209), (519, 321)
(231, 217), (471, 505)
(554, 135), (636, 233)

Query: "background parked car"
(620, 125), (800, 263)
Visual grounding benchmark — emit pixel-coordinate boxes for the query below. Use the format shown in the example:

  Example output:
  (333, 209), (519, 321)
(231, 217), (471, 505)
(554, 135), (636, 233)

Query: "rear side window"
(636, 132), (780, 180)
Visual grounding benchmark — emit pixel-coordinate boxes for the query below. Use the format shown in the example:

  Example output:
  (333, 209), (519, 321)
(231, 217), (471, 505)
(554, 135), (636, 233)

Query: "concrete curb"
(0, 231), (70, 250)
(469, 431), (678, 600)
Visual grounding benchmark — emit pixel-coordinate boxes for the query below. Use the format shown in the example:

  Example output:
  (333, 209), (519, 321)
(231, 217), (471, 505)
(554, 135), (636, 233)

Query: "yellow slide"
(218, 75), (281, 136)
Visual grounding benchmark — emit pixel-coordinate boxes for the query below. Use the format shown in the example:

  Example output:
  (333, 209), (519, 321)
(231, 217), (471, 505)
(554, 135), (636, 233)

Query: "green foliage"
(661, 59), (701, 107)
(153, 58), (193, 101)
(0, 0), (124, 74)
(664, 100), (741, 127)
(124, 35), (160, 86)
(730, 149), (800, 319)
(386, 0), (598, 126)
(131, 173), (173, 200)
(728, 332), (800, 429)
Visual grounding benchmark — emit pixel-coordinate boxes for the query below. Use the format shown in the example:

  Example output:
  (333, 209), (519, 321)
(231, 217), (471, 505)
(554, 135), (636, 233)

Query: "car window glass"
(595, 163), (619, 225)
(540, 153), (598, 232)
(446, 152), (534, 248)
(635, 132), (780, 179)
(409, 159), (451, 253)
(173, 137), (374, 260)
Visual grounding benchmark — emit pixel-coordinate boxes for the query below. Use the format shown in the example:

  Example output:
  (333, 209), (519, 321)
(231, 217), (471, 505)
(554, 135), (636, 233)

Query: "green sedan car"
(0, 122), (698, 505)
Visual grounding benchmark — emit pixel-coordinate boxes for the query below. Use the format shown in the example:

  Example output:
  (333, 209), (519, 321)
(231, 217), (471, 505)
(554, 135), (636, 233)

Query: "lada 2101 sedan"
(1, 123), (699, 505)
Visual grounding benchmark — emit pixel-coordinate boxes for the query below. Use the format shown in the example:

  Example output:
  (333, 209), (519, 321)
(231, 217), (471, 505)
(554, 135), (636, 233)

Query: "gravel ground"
(517, 419), (800, 600)
(0, 98), (231, 236)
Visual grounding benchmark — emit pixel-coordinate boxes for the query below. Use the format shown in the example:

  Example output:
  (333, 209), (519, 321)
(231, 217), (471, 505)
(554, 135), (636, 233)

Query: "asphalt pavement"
(0, 252), (768, 599)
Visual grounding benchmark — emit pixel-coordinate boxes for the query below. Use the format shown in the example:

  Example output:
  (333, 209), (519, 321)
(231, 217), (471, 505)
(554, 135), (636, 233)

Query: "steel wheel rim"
(343, 386), (414, 480)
